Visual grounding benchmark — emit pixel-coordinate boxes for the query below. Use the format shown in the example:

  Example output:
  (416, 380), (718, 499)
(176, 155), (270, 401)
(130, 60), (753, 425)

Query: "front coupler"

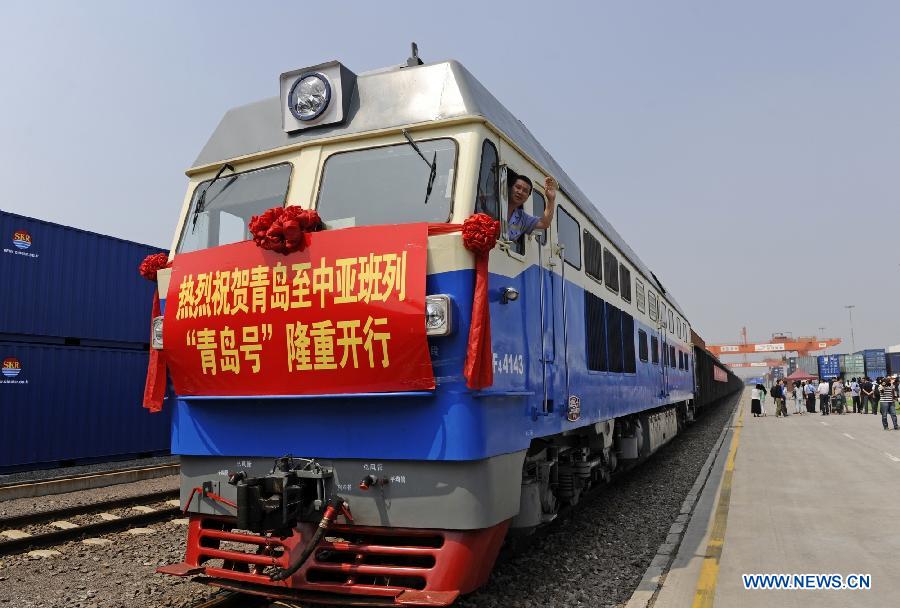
(229, 456), (333, 534)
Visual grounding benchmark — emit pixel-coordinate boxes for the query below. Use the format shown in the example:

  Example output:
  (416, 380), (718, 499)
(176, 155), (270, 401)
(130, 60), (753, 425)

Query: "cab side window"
(475, 140), (500, 220)
(557, 206), (581, 269)
(507, 170), (537, 255)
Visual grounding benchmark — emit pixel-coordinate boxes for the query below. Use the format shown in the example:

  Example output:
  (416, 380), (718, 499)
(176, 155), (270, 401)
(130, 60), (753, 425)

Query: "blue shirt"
(507, 207), (540, 241)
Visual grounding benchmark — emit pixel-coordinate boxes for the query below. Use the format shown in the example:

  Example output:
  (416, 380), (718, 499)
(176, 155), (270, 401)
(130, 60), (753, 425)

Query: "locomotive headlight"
(151, 316), (164, 350)
(425, 295), (452, 336)
(287, 73), (331, 121)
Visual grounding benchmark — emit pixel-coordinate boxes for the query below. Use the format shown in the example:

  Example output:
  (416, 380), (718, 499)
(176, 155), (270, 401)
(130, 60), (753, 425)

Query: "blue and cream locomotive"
(154, 49), (740, 605)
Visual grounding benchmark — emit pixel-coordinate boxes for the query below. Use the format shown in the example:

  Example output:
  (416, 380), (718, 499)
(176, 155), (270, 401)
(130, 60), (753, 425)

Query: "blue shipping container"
(888, 353), (900, 375)
(818, 355), (841, 379)
(0, 341), (171, 471)
(0, 211), (166, 344)
(859, 348), (886, 362)
(866, 355), (886, 368)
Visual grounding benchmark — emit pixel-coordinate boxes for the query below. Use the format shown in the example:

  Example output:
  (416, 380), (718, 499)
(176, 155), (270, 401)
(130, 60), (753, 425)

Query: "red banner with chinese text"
(163, 224), (434, 396)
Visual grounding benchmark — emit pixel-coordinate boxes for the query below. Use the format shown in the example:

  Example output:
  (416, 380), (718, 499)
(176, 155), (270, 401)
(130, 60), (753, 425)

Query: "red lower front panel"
(158, 515), (510, 606)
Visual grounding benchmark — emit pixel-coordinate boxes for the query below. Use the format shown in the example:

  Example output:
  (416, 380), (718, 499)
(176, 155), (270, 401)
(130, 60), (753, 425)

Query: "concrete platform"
(652, 389), (900, 607)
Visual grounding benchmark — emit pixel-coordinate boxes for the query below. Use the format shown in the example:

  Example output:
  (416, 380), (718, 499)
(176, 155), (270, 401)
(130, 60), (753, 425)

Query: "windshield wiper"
(191, 163), (236, 232)
(402, 129), (437, 205)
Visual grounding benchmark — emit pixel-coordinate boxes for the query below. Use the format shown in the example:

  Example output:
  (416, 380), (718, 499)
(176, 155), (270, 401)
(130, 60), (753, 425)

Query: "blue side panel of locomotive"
(169, 264), (694, 461)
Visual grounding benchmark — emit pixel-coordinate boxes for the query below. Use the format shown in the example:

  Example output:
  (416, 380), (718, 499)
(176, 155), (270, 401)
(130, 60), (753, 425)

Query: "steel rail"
(0, 463), (179, 501)
(0, 506), (181, 556)
(185, 591), (271, 608)
(0, 488), (178, 529)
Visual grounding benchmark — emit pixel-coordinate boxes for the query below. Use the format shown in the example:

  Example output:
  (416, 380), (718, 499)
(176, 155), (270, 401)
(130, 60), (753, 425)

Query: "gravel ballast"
(0, 456), (178, 487)
(0, 394), (738, 607)
(0, 476), (179, 520)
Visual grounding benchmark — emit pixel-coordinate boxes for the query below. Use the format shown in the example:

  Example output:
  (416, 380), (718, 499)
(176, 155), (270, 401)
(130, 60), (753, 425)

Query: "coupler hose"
(269, 496), (352, 582)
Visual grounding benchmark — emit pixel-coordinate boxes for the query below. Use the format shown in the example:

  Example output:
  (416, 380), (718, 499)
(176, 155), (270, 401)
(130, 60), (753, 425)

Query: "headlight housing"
(425, 295), (453, 336)
(287, 73), (331, 121)
(151, 316), (164, 350)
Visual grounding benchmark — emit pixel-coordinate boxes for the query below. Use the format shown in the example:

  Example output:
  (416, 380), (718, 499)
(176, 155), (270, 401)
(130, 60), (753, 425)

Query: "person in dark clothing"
(804, 379), (817, 413)
(817, 378), (830, 415)
(849, 377), (861, 413)
(772, 381), (789, 417)
(861, 377), (877, 414)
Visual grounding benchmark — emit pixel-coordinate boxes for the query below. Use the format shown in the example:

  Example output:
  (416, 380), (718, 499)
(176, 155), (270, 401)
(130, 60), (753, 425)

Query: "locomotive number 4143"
(492, 352), (524, 375)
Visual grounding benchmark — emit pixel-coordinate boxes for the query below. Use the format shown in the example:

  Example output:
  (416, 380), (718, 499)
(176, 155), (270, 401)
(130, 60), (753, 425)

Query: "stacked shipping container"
(860, 349), (887, 379)
(795, 356), (818, 375)
(1, 211), (171, 471)
(841, 353), (865, 377)
(817, 355), (841, 380)
(889, 353), (900, 376)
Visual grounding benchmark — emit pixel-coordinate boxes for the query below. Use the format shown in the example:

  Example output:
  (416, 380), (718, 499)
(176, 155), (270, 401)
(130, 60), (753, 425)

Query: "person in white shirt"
(793, 382), (804, 414)
(849, 378), (861, 413)
(817, 379), (831, 415)
(751, 384), (763, 417)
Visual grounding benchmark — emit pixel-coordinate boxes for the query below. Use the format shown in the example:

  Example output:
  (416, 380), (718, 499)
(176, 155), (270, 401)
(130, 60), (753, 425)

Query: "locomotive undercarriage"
(511, 401), (694, 531)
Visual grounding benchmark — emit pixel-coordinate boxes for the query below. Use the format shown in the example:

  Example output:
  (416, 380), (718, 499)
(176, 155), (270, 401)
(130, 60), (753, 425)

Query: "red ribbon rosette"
(462, 213), (500, 256)
(249, 206), (322, 254)
(139, 252), (169, 282)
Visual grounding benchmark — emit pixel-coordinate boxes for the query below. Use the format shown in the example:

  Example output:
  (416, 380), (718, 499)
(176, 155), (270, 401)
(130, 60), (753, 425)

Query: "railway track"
(0, 488), (181, 556)
(186, 590), (273, 608)
(0, 462), (179, 500)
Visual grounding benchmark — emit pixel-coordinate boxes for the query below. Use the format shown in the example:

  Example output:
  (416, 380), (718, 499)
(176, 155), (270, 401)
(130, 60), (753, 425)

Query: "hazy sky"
(1, 1), (897, 360)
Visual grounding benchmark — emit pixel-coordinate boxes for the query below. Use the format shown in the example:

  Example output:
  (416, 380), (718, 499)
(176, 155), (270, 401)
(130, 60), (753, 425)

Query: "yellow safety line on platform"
(691, 400), (744, 608)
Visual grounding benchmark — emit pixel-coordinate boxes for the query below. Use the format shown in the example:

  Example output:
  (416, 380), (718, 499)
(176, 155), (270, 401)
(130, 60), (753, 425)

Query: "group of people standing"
(750, 376), (900, 430)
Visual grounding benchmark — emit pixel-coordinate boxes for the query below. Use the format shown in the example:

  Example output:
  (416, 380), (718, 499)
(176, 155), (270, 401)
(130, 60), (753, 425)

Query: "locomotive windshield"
(177, 163), (292, 254)
(316, 138), (456, 226)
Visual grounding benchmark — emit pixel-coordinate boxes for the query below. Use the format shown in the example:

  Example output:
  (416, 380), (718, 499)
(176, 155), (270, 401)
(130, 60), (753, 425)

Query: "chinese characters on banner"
(163, 224), (435, 396)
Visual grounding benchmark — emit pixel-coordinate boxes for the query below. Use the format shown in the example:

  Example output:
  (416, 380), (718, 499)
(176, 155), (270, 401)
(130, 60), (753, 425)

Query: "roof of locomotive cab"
(192, 60), (687, 318)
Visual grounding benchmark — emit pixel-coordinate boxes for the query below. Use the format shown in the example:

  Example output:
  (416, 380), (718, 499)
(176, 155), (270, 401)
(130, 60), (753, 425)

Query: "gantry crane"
(708, 331), (841, 358)
(725, 359), (786, 369)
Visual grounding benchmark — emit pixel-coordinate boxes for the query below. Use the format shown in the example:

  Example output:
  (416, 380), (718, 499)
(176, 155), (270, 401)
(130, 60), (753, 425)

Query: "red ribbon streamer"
(142, 291), (167, 412)
(429, 213), (499, 390)
(139, 253), (171, 413)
